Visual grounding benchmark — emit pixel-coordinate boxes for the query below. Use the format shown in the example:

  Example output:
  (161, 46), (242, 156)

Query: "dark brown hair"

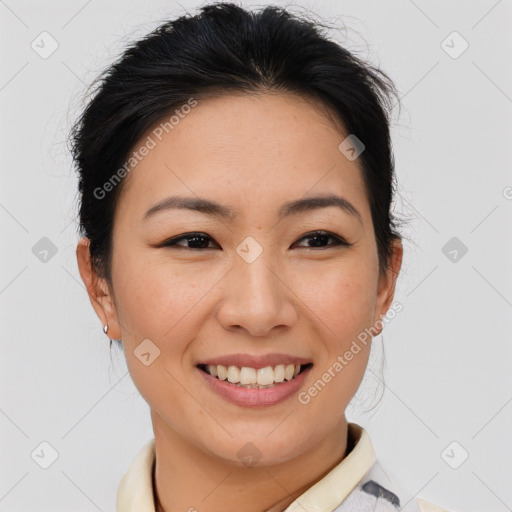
(70, 1), (403, 288)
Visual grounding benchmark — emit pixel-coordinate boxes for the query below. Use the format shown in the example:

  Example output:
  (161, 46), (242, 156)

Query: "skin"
(76, 91), (402, 512)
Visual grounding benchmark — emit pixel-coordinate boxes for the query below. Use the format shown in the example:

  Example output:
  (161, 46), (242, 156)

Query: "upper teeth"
(206, 364), (301, 385)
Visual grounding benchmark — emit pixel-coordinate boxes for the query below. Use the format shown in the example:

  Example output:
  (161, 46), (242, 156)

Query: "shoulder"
(335, 459), (457, 512)
(281, 423), (459, 512)
(116, 438), (156, 512)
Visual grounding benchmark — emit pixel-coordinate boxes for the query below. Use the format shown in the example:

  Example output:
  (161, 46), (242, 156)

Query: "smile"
(197, 363), (314, 388)
(196, 358), (314, 407)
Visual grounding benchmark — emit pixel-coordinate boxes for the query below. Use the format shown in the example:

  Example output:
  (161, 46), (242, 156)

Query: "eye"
(160, 232), (220, 250)
(159, 230), (350, 250)
(292, 230), (351, 249)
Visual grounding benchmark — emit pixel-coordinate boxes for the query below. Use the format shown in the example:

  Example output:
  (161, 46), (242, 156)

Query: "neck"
(151, 412), (350, 512)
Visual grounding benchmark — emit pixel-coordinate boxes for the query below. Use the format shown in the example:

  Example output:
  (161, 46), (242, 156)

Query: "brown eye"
(161, 232), (220, 250)
(293, 231), (350, 249)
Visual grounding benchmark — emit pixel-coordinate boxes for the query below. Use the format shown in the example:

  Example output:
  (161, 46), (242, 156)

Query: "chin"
(203, 430), (312, 468)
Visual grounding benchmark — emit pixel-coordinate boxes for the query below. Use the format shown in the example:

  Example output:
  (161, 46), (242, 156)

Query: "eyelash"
(159, 230), (351, 250)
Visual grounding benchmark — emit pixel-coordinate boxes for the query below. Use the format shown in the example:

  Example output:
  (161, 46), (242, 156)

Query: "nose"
(216, 250), (298, 337)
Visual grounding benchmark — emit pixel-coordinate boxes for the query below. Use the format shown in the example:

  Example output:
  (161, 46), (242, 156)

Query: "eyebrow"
(143, 193), (362, 225)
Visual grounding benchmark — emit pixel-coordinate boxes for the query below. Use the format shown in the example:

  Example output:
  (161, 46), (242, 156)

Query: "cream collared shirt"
(116, 423), (455, 512)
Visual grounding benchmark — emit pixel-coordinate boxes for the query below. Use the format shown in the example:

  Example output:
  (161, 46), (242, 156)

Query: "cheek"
(291, 257), (377, 345)
(294, 265), (375, 420)
(114, 261), (212, 421)
(112, 248), (225, 343)
(289, 258), (376, 408)
(111, 254), (229, 409)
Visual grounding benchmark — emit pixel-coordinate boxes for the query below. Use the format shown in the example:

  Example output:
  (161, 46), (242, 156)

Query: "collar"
(116, 422), (375, 512)
(282, 422), (375, 511)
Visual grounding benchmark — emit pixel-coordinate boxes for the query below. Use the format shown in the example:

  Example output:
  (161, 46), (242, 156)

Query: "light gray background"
(1, 0), (511, 511)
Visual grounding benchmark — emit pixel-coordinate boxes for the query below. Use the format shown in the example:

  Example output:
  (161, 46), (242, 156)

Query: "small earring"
(103, 324), (109, 334)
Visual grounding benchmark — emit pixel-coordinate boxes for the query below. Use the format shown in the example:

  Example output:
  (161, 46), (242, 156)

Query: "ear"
(371, 238), (403, 336)
(76, 236), (122, 340)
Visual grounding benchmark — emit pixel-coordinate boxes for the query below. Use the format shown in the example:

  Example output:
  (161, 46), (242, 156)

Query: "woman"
(71, 2), (454, 511)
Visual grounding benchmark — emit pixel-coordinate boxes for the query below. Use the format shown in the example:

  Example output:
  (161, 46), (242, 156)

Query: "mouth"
(196, 362), (314, 389)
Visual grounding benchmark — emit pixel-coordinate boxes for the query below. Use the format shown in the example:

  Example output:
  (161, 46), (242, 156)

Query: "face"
(77, 92), (402, 466)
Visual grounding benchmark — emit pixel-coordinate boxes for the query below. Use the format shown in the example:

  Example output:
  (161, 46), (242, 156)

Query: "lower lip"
(196, 366), (312, 407)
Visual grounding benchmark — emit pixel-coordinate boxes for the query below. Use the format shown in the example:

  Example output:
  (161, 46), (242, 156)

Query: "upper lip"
(198, 353), (312, 369)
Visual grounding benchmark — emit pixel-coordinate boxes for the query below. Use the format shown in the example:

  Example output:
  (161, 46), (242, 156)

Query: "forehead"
(115, 92), (370, 225)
